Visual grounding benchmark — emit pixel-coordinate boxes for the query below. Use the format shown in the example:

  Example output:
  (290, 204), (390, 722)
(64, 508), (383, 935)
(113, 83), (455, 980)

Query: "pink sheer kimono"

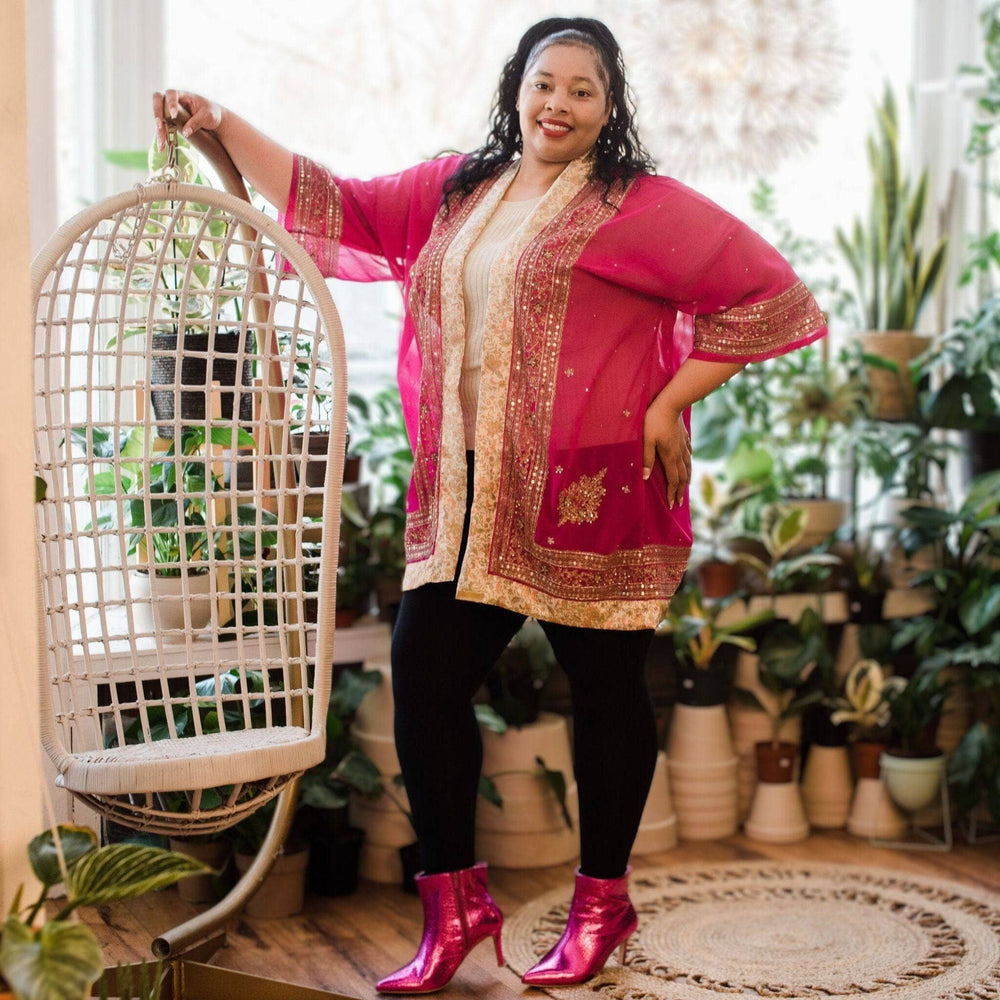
(281, 152), (825, 629)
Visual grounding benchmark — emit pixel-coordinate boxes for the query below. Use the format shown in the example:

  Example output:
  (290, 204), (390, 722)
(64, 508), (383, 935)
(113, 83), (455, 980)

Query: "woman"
(155, 15), (824, 994)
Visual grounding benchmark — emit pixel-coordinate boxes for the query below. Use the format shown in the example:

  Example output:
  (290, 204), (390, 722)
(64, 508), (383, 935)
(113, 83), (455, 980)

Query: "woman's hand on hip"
(642, 401), (691, 509)
(152, 90), (223, 150)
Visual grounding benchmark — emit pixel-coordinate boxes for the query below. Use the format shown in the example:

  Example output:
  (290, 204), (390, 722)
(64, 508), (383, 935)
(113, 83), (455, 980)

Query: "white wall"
(0, 0), (43, 910)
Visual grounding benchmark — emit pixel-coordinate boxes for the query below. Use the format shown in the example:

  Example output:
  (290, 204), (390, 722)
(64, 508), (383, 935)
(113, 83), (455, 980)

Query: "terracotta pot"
(744, 778), (810, 843)
(786, 497), (849, 551)
(801, 744), (853, 829)
(632, 750), (678, 855)
(235, 847), (310, 918)
(696, 560), (740, 598)
(168, 837), (229, 903)
(476, 712), (580, 868)
(755, 741), (799, 784)
(852, 741), (888, 780)
(857, 330), (932, 421)
(846, 776), (908, 839)
(335, 607), (358, 629)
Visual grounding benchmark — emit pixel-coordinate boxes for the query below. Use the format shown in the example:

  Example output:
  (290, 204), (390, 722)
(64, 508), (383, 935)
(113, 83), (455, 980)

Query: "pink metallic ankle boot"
(521, 867), (637, 986)
(376, 862), (504, 994)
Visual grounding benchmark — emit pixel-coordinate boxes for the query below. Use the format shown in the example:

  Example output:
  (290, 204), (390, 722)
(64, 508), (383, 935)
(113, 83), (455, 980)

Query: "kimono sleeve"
(606, 177), (827, 364)
(279, 152), (465, 282)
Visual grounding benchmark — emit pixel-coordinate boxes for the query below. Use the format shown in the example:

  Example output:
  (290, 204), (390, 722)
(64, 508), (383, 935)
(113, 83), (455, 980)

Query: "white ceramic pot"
(667, 704), (734, 763)
(879, 750), (947, 812)
(129, 567), (213, 640)
(667, 754), (739, 841)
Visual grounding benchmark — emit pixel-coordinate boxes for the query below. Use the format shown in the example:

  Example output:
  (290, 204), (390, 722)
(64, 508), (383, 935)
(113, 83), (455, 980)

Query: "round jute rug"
(504, 862), (1000, 999)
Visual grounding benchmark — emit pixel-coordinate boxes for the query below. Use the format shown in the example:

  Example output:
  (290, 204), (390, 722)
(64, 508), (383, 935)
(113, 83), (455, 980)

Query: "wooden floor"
(85, 829), (1000, 999)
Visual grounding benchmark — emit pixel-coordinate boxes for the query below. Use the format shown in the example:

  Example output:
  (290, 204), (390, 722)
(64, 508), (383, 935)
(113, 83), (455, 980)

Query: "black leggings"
(390, 457), (658, 879)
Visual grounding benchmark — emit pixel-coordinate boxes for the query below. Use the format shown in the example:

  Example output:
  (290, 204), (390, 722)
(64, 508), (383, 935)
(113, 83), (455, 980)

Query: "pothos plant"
(0, 826), (205, 1000)
(73, 422), (272, 576)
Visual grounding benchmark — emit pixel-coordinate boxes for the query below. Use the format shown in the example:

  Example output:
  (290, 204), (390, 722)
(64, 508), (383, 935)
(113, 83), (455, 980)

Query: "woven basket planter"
(150, 330), (254, 438)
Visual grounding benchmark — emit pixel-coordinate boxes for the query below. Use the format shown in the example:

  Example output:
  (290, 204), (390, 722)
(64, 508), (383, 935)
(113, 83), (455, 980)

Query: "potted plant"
(733, 502), (843, 608)
(895, 471), (1000, 822)
(72, 422), (271, 638)
(297, 666), (383, 897)
(770, 346), (864, 545)
(878, 666), (952, 813)
(0, 825), (206, 1000)
(346, 386), (412, 622)
(735, 607), (828, 842)
(830, 658), (909, 838)
(920, 296), (1000, 478)
(660, 586), (774, 840)
(690, 466), (767, 597)
(835, 84), (948, 421)
(104, 136), (255, 438)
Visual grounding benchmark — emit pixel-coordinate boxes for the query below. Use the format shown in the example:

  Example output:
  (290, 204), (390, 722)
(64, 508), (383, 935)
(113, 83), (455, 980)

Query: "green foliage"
(0, 826), (206, 999)
(920, 296), (1000, 431)
(72, 422), (270, 577)
(734, 608), (830, 744)
(882, 666), (951, 755)
(734, 503), (842, 595)
(660, 587), (774, 670)
(835, 84), (948, 331)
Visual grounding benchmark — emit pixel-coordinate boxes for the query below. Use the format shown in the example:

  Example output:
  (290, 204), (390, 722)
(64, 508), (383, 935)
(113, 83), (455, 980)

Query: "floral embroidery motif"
(557, 468), (608, 526)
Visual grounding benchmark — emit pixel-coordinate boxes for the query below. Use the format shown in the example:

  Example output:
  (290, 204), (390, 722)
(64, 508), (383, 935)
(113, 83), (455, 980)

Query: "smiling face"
(517, 42), (611, 172)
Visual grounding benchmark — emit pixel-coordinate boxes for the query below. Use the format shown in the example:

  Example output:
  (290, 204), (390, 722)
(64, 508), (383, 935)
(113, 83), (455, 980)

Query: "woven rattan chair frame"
(33, 162), (347, 965)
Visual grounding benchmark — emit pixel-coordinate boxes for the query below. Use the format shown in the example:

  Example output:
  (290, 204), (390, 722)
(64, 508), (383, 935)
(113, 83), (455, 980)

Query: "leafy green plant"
(772, 351), (865, 499)
(734, 504), (842, 595)
(661, 588), (774, 671)
(72, 423), (272, 576)
(853, 417), (955, 500)
(0, 826), (205, 1000)
(733, 607), (829, 745)
(830, 658), (903, 743)
(835, 84), (948, 331)
(882, 666), (951, 757)
(919, 297), (1000, 434)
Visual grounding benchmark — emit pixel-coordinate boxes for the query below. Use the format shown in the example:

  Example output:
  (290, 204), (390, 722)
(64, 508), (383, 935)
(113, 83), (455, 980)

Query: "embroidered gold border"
(691, 280), (824, 358)
(287, 155), (343, 276)
(402, 182), (494, 573)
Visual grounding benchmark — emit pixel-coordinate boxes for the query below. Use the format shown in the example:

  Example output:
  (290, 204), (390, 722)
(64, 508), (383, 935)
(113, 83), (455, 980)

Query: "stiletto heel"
(521, 867), (637, 986)
(376, 862), (504, 993)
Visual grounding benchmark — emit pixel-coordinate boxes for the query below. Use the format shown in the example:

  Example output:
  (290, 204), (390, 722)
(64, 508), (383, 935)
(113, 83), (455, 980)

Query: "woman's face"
(517, 42), (611, 171)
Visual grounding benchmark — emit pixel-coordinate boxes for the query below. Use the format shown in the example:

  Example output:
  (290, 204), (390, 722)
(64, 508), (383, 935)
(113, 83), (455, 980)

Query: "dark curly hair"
(441, 17), (655, 212)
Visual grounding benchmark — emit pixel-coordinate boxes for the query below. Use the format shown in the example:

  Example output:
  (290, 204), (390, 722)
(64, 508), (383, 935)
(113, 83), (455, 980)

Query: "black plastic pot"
(674, 646), (735, 707)
(846, 588), (887, 625)
(149, 330), (254, 437)
(803, 701), (850, 748)
(307, 825), (365, 897)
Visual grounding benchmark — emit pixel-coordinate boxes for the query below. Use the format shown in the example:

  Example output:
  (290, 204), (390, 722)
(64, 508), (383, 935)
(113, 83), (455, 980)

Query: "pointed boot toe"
(521, 867), (636, 987)
(377, 862), (504, 994)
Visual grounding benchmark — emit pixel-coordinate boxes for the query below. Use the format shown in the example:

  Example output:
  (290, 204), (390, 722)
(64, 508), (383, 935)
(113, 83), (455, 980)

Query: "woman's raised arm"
(153, 90), (294, 210)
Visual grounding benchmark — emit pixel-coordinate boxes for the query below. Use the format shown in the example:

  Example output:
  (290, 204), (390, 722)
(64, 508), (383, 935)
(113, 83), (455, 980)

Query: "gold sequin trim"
(557, 468), (607, 526)
(692, 280), (824, 358)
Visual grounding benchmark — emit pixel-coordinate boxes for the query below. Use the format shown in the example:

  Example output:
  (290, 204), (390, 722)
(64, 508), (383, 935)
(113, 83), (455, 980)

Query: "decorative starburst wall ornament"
(623, 0), (847, 181)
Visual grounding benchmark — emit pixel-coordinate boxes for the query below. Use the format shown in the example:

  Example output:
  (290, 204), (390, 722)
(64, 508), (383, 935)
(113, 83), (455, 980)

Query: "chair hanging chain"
(112, 124), (183, 267)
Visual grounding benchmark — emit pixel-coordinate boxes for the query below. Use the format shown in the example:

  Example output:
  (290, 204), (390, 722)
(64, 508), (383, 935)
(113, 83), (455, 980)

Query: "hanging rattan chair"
(33, 123), (353, 996)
